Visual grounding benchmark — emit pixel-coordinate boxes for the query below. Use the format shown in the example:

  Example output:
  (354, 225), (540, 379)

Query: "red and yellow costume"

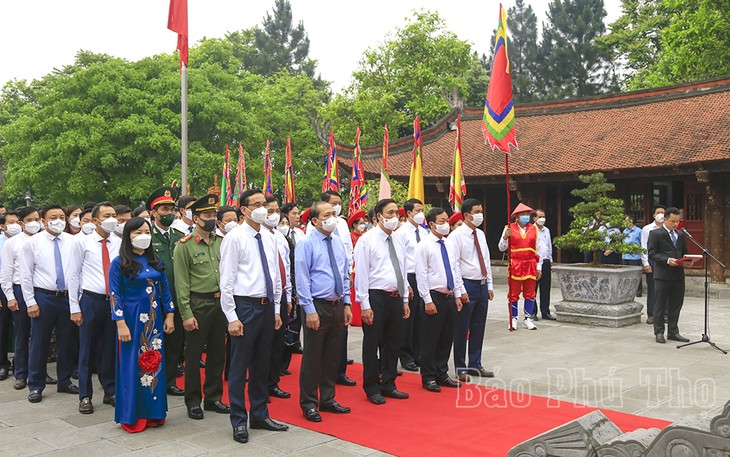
(507, 221), (540, 305)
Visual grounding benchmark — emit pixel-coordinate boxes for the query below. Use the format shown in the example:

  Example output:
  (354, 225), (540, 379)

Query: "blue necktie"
(325, 236), (344, 297)
(670, 230), (677, 247)
(255, 233), (274, 302)
(53, 237), (65, 290)
(438, 239), (454, 291)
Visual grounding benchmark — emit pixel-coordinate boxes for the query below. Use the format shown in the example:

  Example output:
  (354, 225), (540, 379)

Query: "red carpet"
(180, 356), (670, 456)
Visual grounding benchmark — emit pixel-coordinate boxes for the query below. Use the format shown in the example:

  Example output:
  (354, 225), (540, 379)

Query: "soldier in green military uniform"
(146, 187), (186, 396)
(173, 194), (230, 420)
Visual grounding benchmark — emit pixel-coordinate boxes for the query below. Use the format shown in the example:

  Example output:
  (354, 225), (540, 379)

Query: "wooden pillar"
(699, 170), (726, 283)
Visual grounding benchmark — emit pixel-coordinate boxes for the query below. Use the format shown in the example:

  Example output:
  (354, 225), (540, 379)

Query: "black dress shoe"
(383, 389), (409, 399)
(72, 369), (78, 380)
(336, 375), (356, 386)
(0, 367), (8, 381)
(14, 378), (27, 390)
(477, 368), (495, 378)
(346, 359), (354, 365)
(402, 362), (419, 372)
(269, 387), (291, 399)
(199, 359), (206, 368)
(46, 375), (57, 385)
(367, 394), (386, 405)
(28, 390), (42, 403)
(668, 334), (690, 342)
(422, 381), (441, 392)
(280, 369), (292, 376)
(103, 395), (115, 406)
(319, 401), (351, 414)
(656, 334), (666, 344)
(176, 363), (185, 378)
(303, 408), (322, 422)
(542, 314), (557, 321)
(204, 401), (230, 413)
(58, 384), (79, 394)
(291, 345), (303, 355)
(167, 386), (184, 396)
(250, 418), (289, 431)
(232, 425), (248, 443)
(79, 397), (94, 414)
(436, 377), (461, 388)
(187, 405), (204, 420)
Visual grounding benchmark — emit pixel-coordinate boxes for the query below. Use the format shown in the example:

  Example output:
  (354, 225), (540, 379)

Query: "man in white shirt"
(534, 209), (556, 321)
(415, 207), (466, 392)
(67, 202), (120, 414)
(20, 205), (79, 403)
(448, 199), (495, 383)
(394, 198), (428, 372)
(219, 189), (287, 444)
(0, 206), (40, 390)
(216, 205), (240, 237)
(171, 195), (197, 235)
(354, 199), (410, 405)
(641, 205), (665, 324)
(0, 211), (20, 381)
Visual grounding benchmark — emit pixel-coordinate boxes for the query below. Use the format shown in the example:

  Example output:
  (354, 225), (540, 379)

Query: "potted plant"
(552, 172), (645, 327)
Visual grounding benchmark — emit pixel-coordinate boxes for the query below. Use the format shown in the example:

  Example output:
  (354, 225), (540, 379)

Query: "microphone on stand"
(680, 228), (694, 240)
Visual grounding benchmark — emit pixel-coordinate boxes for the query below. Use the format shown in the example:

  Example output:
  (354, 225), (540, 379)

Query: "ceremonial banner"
(378, 125), (391, 200)
(449, 114), (467, 211)
(407, 116), (425, 202)
(167, 0), (188, 70)
(348, 128), (368, 214)
(322, 131), (340, 192)
(284, 136), (296, 204)
(263, 139), (274, 197)
(233, 142), (246, 205)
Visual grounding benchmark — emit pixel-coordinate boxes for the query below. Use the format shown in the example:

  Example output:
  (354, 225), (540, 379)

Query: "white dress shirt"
(447, 224), (493, 288)
(536, 225), (553, 262)
(353, 226), (409, 310)
(0, 232), (29, 300)
(498, 224), (544, 271)
(415, 232), (465, 305)
(171, 218), (193, 234)
(67, 230), (121, 313)
(219, 222), (282, 322)
(20, 230), (76, 307)
(273, 228), (293, 303)
(306, 217), (354, 265)
(640, 221), (660, 266)
(394, 221), (429, 274)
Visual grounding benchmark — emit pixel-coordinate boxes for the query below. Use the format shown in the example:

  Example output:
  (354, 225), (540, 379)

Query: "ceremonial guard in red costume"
(498, 203), (542, 330)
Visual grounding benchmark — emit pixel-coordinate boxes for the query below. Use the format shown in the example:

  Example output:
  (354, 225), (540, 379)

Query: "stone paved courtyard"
(1, 282), (728, 456)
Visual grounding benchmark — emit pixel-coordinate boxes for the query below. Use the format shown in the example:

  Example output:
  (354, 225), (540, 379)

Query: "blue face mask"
(519, 215), (531, 225)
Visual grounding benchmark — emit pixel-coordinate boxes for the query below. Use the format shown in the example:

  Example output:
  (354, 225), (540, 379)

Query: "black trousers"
(536, 260), (552, 316)
(299, 299), (344, 411)
(646, 262), (656, 317)
(653, 279), (685, 337)
(0, 288), (13, 369)
(28, 291), (74, 392)
(338, 326), (348, 378)
(419, 291), (456, 384)
(184, 296), (227, 408)
(362, 290), (403, 397)
(268, 298), (287, 391)
(400, 273), (422, 366)
(164, 306), (184, 388)
(11, 285), (31, 381)
(77, 293), (115, 400)
(228, 297), (274, 428)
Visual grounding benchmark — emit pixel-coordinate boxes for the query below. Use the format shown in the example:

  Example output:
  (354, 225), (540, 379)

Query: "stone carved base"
(554, 300), (644, 327)
(507, 399), (730, 457)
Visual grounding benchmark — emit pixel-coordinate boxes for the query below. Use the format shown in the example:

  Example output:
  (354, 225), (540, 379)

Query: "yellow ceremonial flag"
(407, 116), (425, 202)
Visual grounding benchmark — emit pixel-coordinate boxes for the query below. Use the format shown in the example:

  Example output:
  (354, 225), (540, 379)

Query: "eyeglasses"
(247, 202), (264, 209)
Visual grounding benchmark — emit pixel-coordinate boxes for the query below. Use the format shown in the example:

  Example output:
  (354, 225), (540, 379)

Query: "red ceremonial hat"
(399, 208), (406, 218)
(347, 210), (366, 228)
(449, 211), (463, 226)
(511, 202), (534, 216)
(300, 207), (311, 224)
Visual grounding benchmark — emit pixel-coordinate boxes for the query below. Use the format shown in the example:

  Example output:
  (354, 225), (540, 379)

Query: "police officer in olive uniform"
(174, 194), (230, 420)
(146, 187), (186, 396)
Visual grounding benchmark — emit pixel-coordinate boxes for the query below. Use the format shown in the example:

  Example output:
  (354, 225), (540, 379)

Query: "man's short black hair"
(403, 198), (423, 213)
(83, 201), (97, 211)
(114, 204), (132, 216)
(320, 190), (341, 203)
(653, 204), (666, 214)
(374, 199), (396, 216)
(0, 214), (5, 225)
(177, 195), (197, 210)
(426, 207), (446, 225)
(217, 205), (238, 221)
(239, 189), (263, 207)
(461, 198), (482, 215)
(92, 201), (115, 219)
(367, 208), (376, 224)
(41, 204), (64, 219)
(310, 201), (328, 220)
(79, 208), (92, 220)
(4, 210), (18, 220)
(265, 196), (278, 204)
(281, 203), (297, 216)
(665, 207), (680, 218)
(17, 207), (39, 221)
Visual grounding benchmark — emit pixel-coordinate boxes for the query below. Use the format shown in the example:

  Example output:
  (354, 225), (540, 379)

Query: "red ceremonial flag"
(322, 131), (340, 192)
(222, 144), (234, 207)
(167, 0), (188, 71)
(263, 139), (274, 197)
(233, 142), (246, 205)
(449, 114), (467, 211)
(284, 136), (296, 204)
(348, 128), (368, 214)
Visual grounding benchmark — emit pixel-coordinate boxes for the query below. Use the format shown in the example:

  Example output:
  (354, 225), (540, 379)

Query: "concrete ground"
(1, 283), (728, 456)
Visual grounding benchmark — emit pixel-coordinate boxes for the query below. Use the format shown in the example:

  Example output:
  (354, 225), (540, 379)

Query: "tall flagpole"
(181, 63), (188, 196)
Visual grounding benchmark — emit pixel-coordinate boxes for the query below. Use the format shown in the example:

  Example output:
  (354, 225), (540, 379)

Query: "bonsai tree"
(554, 172), (644, 266)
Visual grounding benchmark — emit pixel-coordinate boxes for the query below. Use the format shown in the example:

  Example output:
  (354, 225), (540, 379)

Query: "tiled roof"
(336, 78), (730, 180)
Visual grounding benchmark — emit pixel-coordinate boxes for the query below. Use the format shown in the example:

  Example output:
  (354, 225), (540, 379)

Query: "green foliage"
(357, 178), (410, 213)
(553, 172), (643, 265)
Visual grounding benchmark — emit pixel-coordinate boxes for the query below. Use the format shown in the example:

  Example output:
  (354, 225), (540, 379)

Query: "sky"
(0, 0), (623, 93)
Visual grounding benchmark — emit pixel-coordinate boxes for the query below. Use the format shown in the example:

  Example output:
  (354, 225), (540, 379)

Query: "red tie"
(278, 253), (286, 289)
(101, 239), (111, 296)
(474, 230), (488, 278)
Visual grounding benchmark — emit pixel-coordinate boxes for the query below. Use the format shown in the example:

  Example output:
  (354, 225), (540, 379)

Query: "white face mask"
(100, 217), (118, 234)
(69, 217), (81, 228)
(321, 217), (338, 233)
(5, 223), (22, 237)
(471, 213), (484, 226)
(47, 219), (66, 235)
(276, 225), (290, 236)
(264, 213), (281, 229)
(382, 216), (399, 231)
(332, 204), (342, 217)
(536, 217), (546, 226)
(24, 221), (42, 235)
(224, 221), (239, 234)
(115, 221), (126, 234)
(131, 233), (152, 250)
(185, 209), (193, 221)
(250, 206), (268, 224)
(357, 223), (366, 232)
(434, 223), (450, 236)
(655, 213), (665, 223)
(413, 212), (425, 225)
(81, 222), (96, 235)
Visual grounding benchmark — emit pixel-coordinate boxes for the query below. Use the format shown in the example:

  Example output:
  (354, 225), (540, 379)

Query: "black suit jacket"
(647, 228), (688, 281)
